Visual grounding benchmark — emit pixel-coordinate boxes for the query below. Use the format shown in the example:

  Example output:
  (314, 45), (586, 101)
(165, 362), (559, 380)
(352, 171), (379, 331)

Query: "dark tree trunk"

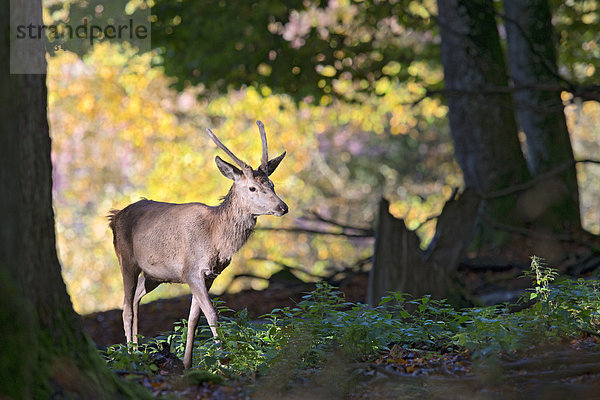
(437, 0), (530, 199)
(368, 190), (480, 305)
(0, 1), (147, 398)
(504, 0), (581, 231)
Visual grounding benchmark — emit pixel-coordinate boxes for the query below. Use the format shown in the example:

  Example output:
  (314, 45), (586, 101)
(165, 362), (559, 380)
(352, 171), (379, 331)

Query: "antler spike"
(256, 120), (268, 173)
(206, 128), (249, 170)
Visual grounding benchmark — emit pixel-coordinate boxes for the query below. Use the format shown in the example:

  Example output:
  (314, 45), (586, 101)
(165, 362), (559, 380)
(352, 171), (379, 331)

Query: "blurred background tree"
(45, 0), (600, 313)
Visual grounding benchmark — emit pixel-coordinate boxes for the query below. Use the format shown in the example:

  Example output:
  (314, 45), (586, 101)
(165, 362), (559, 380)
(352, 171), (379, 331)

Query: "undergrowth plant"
(103, 341), (161, 374)
(102, 257), (600, 376)
(453, 256), (600, 358)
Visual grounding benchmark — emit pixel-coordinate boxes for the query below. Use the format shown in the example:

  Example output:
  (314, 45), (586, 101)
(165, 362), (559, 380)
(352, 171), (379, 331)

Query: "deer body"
(109, 121), (287, 369)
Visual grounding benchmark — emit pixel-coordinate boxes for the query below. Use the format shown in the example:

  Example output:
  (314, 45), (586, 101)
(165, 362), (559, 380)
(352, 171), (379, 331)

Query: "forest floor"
(82, 269), (600, 399)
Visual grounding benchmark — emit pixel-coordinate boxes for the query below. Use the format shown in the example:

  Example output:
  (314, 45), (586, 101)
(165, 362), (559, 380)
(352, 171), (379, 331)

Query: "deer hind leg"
(121, 263), (140, 344)
(132, 273), (161, 343)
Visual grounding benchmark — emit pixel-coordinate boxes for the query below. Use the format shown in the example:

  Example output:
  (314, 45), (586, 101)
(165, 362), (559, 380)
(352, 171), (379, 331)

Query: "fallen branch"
(503, 363), (600, 382)
(500, 352), (600, 370)
(370, 365), (476, 381)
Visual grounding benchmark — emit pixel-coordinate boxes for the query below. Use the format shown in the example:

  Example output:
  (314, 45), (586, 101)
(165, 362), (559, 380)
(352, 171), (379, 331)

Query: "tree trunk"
(370, 0), (588, 303)
(0, 1), (148, 398)
(504, 0), (581, 231)
(368, 190), (480, 305)
(437, 0), (530, 218)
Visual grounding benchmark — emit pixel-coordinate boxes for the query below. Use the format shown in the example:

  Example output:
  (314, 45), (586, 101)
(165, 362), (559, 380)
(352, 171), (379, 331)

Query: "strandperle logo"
(15, 19), (149, 47)
(10, 0), (151, 74)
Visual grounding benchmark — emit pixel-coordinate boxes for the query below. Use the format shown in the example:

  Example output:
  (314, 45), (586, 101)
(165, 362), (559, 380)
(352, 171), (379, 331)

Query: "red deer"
(108, 121), (288, 368)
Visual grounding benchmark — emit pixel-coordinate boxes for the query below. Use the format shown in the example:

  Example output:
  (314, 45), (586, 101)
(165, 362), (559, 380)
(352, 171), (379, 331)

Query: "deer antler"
(206, 128), (250, 170)
(256, 120), (268, 174)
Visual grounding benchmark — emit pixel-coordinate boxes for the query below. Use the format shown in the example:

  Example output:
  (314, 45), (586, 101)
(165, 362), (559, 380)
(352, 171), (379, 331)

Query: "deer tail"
(107, 209), (121, 232)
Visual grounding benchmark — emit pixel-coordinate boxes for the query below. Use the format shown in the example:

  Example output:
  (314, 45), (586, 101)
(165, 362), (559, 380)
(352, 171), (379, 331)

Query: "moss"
(180, 370), (225, 386)
(0, 265), (152, 399)
(0, 266), (38, 399)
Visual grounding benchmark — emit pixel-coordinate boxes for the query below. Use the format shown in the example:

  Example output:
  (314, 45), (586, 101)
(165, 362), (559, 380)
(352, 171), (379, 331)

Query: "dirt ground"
(82, 272), (369, 348)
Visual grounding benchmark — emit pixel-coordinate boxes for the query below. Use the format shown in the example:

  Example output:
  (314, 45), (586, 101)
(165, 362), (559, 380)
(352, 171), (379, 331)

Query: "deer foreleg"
(191, 279), (218, 338)
(183, 277), (219, 369)
(183, 295), (201, 369)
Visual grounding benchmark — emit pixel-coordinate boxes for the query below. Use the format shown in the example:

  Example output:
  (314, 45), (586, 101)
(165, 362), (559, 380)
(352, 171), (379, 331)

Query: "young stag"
(108, 121), (288, 369)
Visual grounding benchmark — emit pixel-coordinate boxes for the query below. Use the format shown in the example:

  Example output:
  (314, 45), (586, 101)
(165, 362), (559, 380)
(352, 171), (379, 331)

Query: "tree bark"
(0, 1), (148, 398)
(368, 190), (480, 305)
(368, 199), (425, 306)
(504, 0), (581, 231)
(437, 0), (530, 195)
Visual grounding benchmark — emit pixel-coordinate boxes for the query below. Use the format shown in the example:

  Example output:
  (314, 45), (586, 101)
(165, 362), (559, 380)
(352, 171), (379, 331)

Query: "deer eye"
(249, 187), (256, 192)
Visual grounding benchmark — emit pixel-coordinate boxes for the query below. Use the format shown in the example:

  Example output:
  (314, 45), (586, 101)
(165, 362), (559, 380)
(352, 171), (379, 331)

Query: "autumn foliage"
(48, 42), (600, 313)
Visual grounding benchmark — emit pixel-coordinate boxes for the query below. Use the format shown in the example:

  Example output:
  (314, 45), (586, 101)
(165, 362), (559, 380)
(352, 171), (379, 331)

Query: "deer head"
(207, 120), (288, 217)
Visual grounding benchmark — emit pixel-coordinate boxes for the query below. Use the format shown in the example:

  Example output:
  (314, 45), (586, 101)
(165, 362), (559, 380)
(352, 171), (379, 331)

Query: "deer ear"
(267, 152), (286, 176)
(215, 156), (242, 180)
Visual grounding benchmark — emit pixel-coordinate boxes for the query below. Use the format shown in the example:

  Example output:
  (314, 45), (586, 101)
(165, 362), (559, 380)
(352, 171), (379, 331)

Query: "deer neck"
(212, 187), (257, 262)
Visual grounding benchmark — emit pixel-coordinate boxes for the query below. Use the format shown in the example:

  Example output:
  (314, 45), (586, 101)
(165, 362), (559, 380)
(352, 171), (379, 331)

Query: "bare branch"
(387, 156), (600, 234)
(256, 226), (374, 238)
(481, 214), (600, 250)
(301, 211), (374, 235)
(408, 83), (600, 108)
(484, 158), (600, 200)
(250, 257), (329, 279)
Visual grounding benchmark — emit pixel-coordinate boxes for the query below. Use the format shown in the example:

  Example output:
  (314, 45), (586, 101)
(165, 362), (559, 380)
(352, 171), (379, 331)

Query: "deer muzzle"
(276, 202), (289, 216)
